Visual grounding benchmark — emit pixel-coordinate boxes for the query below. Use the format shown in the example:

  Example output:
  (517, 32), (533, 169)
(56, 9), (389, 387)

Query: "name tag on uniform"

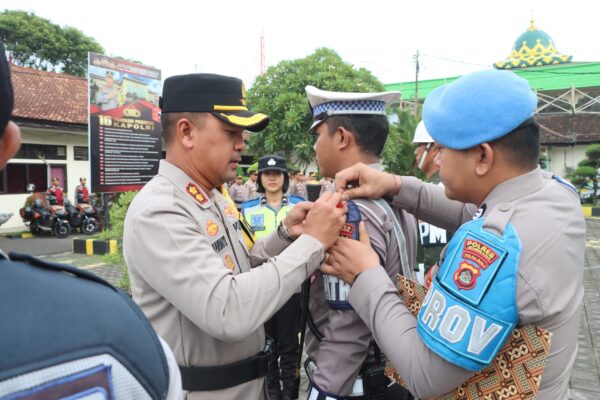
(323, 274), (352, 310)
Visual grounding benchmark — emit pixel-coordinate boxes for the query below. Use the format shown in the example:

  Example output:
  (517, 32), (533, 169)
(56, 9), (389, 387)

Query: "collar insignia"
(186, 183), (208, 205)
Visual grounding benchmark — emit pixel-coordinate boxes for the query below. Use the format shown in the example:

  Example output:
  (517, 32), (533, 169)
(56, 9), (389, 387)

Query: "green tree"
(571, 166), (596, 203)
(246, 48), (383, 170)
(102, 191), (137, 290)
(580, 143), (600, 204)
(381, 109), (419, 176)
(0, 10), (104, 77)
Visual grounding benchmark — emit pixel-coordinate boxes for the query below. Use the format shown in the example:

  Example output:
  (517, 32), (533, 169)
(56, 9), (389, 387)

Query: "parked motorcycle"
(19, 198), (71, 238)
(64, 199), (100, 235)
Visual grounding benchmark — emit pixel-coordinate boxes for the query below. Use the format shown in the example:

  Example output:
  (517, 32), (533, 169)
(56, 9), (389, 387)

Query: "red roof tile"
(11, 64), (87, 125)
(538, 114), (600, 145)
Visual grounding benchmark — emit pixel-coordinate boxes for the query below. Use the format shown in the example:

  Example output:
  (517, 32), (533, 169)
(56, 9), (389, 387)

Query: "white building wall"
(0, 127), (89, 232)
(544, 144), (589, 178)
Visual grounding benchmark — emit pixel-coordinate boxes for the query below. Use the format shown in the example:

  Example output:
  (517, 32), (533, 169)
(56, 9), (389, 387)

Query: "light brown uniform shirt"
(123, 160), (325, 400)
(305, 163), (418, 396)
(348, 168), (585, 399)
(289, 180), (308, 200)
(244, 179), (259, 200)
(229, 182), (248, 205)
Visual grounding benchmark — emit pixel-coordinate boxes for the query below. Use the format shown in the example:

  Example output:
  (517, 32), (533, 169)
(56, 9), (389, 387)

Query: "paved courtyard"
(34, 217), (600, 399)
(571, 218), (600, 399)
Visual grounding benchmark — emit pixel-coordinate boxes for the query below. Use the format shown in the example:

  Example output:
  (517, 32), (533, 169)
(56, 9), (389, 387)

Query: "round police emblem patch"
(453, 261), (480, 290)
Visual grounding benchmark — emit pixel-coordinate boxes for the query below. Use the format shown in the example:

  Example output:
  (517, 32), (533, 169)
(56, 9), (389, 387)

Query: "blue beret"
(422, 70), (537, 150)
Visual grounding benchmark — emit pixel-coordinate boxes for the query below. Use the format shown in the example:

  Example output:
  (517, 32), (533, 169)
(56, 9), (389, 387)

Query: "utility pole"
(413, 50), (420, 117)
(260, 29), (265, 75)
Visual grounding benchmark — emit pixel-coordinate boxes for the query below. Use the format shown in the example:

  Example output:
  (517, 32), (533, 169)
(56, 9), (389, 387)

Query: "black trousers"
(265, 293), (301, 400)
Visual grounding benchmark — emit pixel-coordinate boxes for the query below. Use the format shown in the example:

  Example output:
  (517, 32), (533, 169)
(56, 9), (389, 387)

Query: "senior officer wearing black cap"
(322, 69), (585, 399)
(0, 40), (182, 400)
(123, 73), (348, 400)
(242, 155), (304, 400)
(303, 86), (417, 400)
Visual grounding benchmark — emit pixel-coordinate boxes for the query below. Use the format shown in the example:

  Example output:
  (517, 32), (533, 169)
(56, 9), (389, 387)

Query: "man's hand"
(321, 222), (379, 284)
(302, 191), (347, 249)
(284, 201), (313, 239)
(334, 162), (401, 201)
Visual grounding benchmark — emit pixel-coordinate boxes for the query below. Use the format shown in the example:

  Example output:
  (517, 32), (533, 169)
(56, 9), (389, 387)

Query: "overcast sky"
(3, 0), (599, 88)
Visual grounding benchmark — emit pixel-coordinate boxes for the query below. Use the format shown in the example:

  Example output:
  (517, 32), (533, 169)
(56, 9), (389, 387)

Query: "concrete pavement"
(571, 218), (600, 400)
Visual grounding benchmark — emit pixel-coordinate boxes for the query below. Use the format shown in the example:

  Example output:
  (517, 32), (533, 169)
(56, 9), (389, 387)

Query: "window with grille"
(14, 144), (67, 160)
(74, 146), (89, 161)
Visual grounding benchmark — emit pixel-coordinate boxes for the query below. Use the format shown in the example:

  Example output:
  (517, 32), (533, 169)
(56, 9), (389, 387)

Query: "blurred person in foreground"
(0, 39), (182, 400)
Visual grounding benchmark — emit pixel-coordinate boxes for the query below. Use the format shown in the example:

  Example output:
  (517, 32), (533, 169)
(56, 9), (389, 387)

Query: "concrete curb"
(3, 232), (33, 239)
(582, 206), (600, 217)
(73, 238), (119, 256)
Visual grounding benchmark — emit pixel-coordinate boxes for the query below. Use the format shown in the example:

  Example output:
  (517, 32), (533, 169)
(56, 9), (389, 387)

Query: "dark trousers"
(265, 293), (301, 400)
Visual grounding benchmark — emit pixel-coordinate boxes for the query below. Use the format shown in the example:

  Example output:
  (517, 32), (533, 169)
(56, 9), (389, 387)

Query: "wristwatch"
(277, 221), (295, 244)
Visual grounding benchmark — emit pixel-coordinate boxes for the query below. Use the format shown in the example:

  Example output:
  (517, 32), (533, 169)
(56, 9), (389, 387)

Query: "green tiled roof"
(386, 62), (600, 100)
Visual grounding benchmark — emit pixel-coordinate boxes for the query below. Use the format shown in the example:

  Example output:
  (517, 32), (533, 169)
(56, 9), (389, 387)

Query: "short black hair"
(324, 114), (389, 157)
(257, 170), (289, 193)
(160, 112), (205, 146)
(490, 119), (540, 169)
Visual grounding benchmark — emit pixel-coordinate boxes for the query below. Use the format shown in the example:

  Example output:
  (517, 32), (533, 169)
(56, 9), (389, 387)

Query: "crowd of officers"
(0, 37), (585, 400)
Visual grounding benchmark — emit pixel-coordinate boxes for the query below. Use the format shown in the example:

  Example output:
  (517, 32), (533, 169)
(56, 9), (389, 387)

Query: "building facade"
(1, 65), (89, 231)
(385, 19), (600, 179)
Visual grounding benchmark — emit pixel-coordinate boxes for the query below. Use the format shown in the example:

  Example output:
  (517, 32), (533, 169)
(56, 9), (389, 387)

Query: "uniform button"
(498, 202), (511, 212)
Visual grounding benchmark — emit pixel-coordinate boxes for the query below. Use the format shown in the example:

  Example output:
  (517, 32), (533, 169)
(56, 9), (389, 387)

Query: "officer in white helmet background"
(412, 121), (476, 286)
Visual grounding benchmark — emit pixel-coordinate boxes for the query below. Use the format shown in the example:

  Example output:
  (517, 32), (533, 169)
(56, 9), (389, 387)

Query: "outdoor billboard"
(88, 53), (162, 193)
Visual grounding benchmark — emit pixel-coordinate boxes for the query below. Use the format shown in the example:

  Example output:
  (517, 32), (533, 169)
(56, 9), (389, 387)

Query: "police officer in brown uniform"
(123, 73), (348, 400)
(289, 171), (308, 200)
(304, 86), (418, 400)
(322, 70), (585, 399)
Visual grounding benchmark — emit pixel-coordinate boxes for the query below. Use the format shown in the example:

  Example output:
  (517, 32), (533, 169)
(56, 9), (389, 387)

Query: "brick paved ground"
(570, 218), (600, 399)
(38, 218), (600, 399)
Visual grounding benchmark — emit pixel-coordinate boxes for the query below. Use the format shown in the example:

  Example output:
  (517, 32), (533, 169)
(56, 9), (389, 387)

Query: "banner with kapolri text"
(88, 53), (162, 193)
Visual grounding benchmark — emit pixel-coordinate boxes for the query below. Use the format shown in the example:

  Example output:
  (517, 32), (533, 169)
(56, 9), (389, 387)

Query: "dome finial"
(529, 12), (536, 31)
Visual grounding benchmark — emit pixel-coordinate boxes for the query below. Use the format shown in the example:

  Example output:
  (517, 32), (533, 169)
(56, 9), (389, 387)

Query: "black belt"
(179, 339), (272, 391)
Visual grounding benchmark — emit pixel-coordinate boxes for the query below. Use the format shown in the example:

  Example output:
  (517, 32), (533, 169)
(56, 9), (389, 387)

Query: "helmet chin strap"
(418, 143), (432, 170)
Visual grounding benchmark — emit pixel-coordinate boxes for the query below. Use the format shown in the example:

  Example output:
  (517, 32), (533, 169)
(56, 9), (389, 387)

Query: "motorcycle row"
(19, 195), (100, 238)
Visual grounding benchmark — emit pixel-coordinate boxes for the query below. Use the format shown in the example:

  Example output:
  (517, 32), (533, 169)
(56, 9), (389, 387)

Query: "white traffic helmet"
(412, 121), (434, 144)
